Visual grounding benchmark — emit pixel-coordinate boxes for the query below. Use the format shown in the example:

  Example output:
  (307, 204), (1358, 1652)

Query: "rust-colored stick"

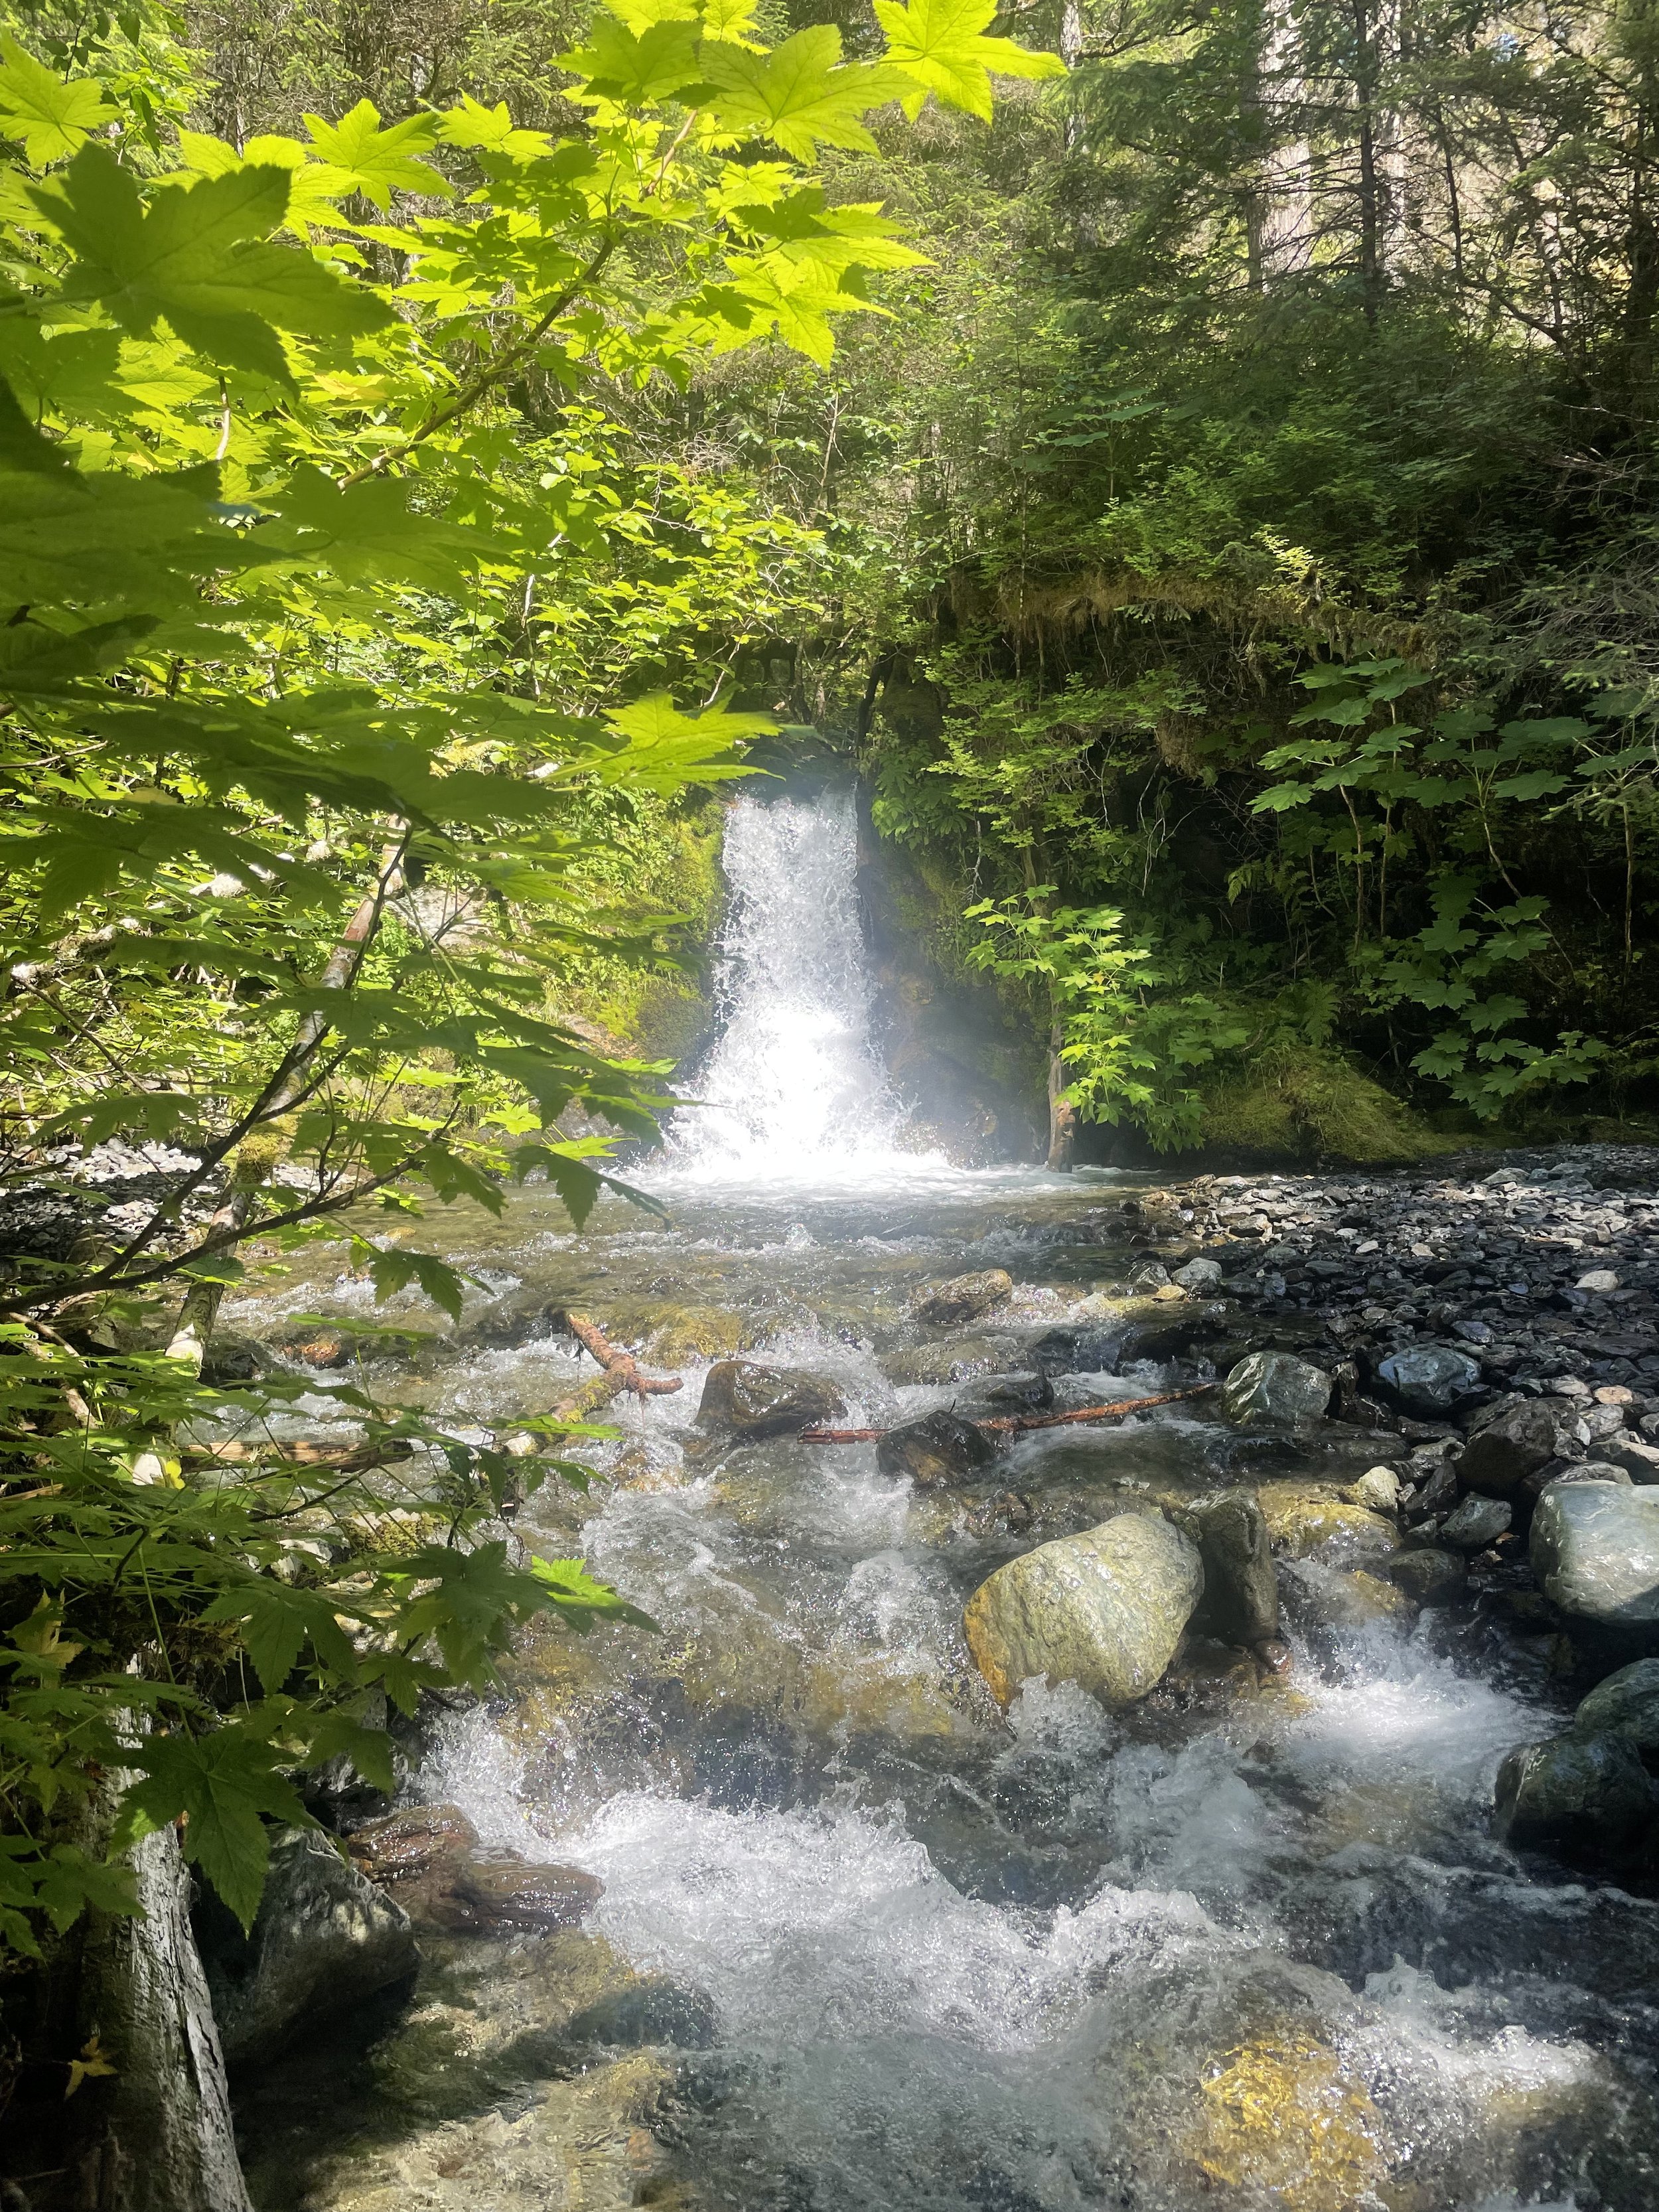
(799, 1384), (1213, 1445)
(562, 1311), (683, 1398)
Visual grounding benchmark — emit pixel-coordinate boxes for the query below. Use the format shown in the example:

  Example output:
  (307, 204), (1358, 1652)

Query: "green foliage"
(0, 2), (1057, 1949)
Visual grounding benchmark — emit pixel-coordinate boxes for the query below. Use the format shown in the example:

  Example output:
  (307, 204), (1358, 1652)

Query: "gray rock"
(1575, 1658), (1659, 1756)
(1459, 1396), (1577, 1497)
(1222, 1351), (1331, 1428)
(963, 1511), (1203, 1708)
(1373, 1344), (1483, 1418)
(879, 1335), (1020, 1386)
(1342, 1466), (1401, 1512)
(696, 1360), (845, 1441)
(1492, 1731), (1656, 1857)
(1386, 1547), (1466, 1606)
(1599, 1434), (1659, 1484)
(910, 1268), (1013, 1325)
(1171, 1256), (1224, 1291)
(1438, 1494), (1512, 1550)
(1028, 1323), (1118, 1375)
(975, 1369), (1054, 1412)
(1530, 1482), (1659, 1643)
(1190, 1489), (1278, 1647)
(450, 1859), (603, 1933)
(876, 1410), (1000, 1489)
(201, 1827), (415, 2068)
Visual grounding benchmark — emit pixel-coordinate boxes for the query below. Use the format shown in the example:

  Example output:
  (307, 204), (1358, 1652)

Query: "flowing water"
(232, 792), (1659, 2212)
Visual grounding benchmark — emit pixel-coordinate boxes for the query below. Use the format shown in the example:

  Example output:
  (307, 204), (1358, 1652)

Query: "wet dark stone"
(565, 1978), (717, 2049)
(1372, 1343), (1484, 1418)
(877, 1410), (1001, 1489)
(697, 1359), (846, 1439)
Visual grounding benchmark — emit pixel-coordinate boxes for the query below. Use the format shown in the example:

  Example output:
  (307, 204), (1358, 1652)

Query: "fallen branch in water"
(182, 1438), (416, 1473)
(552, 1310), (683, 1418)
(798, 1383), (1214, 1445)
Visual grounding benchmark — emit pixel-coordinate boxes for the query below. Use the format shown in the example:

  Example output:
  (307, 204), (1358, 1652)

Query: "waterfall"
(661, 788), (923, 1180)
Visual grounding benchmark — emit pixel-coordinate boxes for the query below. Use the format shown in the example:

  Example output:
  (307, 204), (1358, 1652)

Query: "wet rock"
(449, 1860), (604, 1934)
(875, 1410), (1000, 1489)
(1171, 1256), (1224, 1292)
(963, 1510), (1204, 1709)
(1283, 1562), (1414, 1630)
(696, 1359), (845, 1441)
(1458, 1396), (1579, 1497)
(1492, 1730), (1658, 1858)
(879, 1334), (1019, 1386)
(1531, 1481), (1659, 1647)
(1117, 1297), (1231, 1362)
(200, 1331), (265, 1386)
(644, 1305), (743, 1364)
(1385, 1546), (1466, 1606)
(976, 1368), (1054, 1412)
(1372, 1343), (1483, 1419)
(279, 1325), (351, 1369)
(1575, 1657), (1659, 1758)
(346, 1802), (477, 1883)
(1028, 1322), (1118, 1375)
(198, 1826), (415, 2069)
(1437, 1494), (1512, 1550)
(565, 1976), (717, 2050)
(1341, 1466), (1400, 1513)
(1256, 1480), (1396, 1560)
(1189, 1489), (1279, 1648)
(1222, 1351), (1332, 1428)
(911, 1268), (1014, 1324)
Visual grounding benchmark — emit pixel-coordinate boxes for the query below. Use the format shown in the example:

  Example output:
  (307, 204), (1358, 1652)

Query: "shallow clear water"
(230, 796), (1659, 2211)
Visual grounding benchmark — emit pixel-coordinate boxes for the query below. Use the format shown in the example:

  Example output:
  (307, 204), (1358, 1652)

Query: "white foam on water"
(571, 1791), (1228, 2053)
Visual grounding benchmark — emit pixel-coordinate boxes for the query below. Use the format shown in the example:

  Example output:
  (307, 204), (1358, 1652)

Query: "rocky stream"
(179, 793), (1659, 2211)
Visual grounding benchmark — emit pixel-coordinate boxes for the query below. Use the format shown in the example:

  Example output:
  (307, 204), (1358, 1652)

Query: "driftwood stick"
(799, 1384), (1214, 1445)
(182, 1438), (416, 1473)
(552, 1310), (682, 1419)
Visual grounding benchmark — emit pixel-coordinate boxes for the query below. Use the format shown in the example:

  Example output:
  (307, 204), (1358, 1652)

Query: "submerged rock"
(200, 1827), (415, 2069)
(696, 1359), (845, 1441)
(1283, 1562), (1414, 1631)
(1189, 1489), (1279, 1649)
(1492, 1731), (1658, 1858)
(879, 1334), (1019, 1386)
(1222, 1352), (1331, 1428)
(644, 1305), (744, 1364)
(875, 1410), (999, 1489)
(1530, 1481), (1659, 1647)
(910, 1268), (1013, 1324)
(962, 1510), (1203, 1708)
(1372, 1343), (1482, 1420)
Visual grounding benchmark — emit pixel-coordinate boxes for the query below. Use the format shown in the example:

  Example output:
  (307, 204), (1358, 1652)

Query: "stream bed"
(225, 794), (1659, 2211)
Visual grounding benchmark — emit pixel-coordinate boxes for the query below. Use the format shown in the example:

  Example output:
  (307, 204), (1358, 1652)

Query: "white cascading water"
(660, 787), (926, 1181)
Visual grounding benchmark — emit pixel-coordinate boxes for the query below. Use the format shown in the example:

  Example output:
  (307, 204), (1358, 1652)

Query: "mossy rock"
(642, 1304), (745, 1365)
(1182, 2032), (1386, 2211)
(1256, 1481), (1397, 1560)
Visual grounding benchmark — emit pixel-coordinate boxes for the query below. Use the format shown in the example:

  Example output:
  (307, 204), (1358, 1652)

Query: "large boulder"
(1574, 1658), (1659, 1758)
(1492, 1732), (1658, 1858)
(876, 1410), (999, 1489)
(199, 1826), (416, 2069)
(1459, 1396), (1579, 1497)
(1372, 1344), (1482, 1420)
(1222, 1352), (1332, 1428)
(1189, 1490), (1279, 1649)
(910, 1268), (1013, 1325)
(963, 1511), (1203, 1709)
(695, 1359), (845, 1441)
(1530, 1482), (1659, 1649)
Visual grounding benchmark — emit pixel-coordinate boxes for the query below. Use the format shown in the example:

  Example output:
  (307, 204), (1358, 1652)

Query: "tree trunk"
(1046, 1020), (1076, 1170)
(70, 1818), (252, 2212)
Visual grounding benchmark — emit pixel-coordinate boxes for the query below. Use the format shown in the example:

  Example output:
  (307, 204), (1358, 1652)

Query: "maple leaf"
(0, 35), (112, 167)
(702, 27), (910, 163)
(302, 100), (453, 210)
(875, 0), (1065, 123)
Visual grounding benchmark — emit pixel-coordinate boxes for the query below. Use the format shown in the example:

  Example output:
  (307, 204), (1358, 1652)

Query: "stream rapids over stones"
(220, 792), (1659, 2212)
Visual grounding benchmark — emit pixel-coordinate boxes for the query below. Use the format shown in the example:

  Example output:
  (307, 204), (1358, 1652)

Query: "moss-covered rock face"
(643, 1305), (745, 1366)
(1198, 1044), (1445, 1166)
